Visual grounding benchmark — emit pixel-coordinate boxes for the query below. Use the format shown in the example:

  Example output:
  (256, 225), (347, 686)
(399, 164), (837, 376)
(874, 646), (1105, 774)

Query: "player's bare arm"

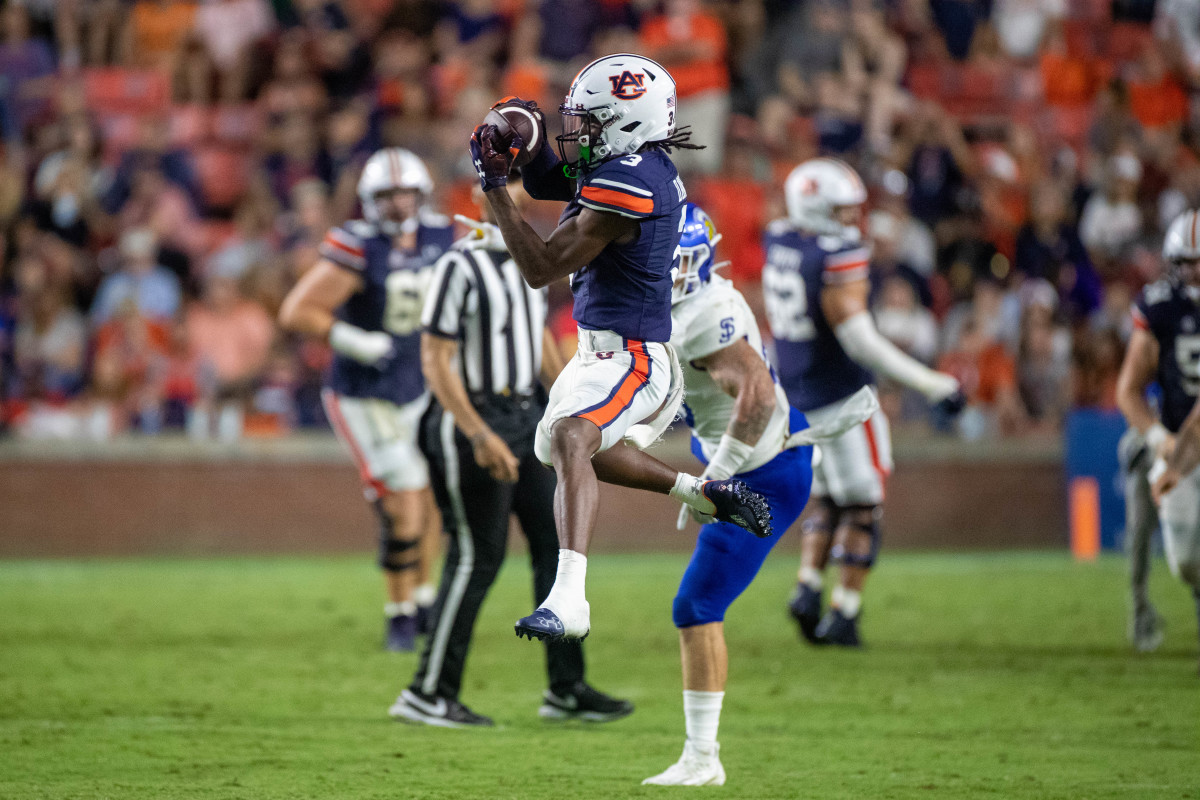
(693, 339), (776, 447)
(279, 259), (395, 367)
(1116, 328), (1169, 450)
(485, 189), (636, 289)
(420, 333), (519, 483)
(278, 259), (363, 337)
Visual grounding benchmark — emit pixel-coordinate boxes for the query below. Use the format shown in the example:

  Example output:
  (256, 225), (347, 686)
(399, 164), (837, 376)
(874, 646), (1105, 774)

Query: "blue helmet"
(671, 203), (726, 303)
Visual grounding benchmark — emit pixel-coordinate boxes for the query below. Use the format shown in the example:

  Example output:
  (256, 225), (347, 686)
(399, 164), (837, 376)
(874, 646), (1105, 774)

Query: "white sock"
(799, 566), (823, 590)
(385, 600), (417, 618)
(413, 583), (437, 607)
(670, 473), (715, 515)
(543, 549), (587, 611)
(683, 690), (724, 753)
(831, 586), (862, 618)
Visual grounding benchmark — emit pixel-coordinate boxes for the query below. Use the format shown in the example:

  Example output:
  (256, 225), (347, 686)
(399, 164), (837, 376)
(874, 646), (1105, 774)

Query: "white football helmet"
(558, 53), (677, 172)
(1164, 209), (1200, 287)
(784, 158), (868, 240)
(357, 148), (432, 234)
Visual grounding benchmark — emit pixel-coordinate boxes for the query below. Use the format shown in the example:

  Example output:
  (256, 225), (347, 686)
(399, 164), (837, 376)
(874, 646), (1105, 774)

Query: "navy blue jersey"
(319, 214), (454, 403)
(1133, 279), (1200, 432)
(761, 221), (874, 411)
(561, 150), (686, 342)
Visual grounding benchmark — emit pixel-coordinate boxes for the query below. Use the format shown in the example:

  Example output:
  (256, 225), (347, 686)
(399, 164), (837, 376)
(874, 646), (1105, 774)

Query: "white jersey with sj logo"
(670, 277), (791, 474)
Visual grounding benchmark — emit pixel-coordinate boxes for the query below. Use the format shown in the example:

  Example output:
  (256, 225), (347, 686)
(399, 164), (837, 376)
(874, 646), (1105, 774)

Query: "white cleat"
(642, 741), (726, 786)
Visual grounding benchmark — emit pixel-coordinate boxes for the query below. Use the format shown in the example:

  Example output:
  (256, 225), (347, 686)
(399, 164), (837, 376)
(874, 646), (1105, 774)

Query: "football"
(483, 101), (544, 168)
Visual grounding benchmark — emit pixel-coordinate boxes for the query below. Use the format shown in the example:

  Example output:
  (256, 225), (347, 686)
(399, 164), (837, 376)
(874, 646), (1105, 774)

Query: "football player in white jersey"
(643, 204), (875, 785)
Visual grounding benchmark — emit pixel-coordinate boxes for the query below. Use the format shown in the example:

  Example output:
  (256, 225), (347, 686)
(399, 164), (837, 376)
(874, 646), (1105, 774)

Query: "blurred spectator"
(1158, 0), (1200, 85)
(265, 113), (332, 208)
(116, 163), (207, 265)
(121, 0), (198, 71)
(689, 124), (768, 285)
(291, 0), (372, 100)
(639, 0), (731, 174)
(104, 116), (202, 213)
(929, 0), (986, 60)
(193, 0), (276, 100)
(1014, 181), (1101, 319)
(11, 255), (87, 402)
(91, 299), (172, 433)
(937, 317), (1027, 438)
(993, 0), (1063, 61)
(1079, 153), (1144, 277)
(875, 275), (939, 363)
(892, 103), (976, 228)
(867, 208), (933, 308)
(90, 228), (182, 326)
(1015, 281), (1071, 429)
(32, 117), (110, 248)
(1072, 325), (1125, 410)
(0, 3), (56, 142)
(184, 271), (274, 440)
(874, 169), (937, 279)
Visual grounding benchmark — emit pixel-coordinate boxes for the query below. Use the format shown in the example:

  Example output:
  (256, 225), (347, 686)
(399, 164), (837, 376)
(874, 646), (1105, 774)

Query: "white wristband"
(329, 321), (393, 366)
(1145, 422), (1169, 454)
(704, 434), (756, 481)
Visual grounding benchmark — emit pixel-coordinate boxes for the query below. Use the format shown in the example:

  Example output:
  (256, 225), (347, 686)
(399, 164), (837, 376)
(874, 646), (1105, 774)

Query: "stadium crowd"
(0, 0), (1193, 441)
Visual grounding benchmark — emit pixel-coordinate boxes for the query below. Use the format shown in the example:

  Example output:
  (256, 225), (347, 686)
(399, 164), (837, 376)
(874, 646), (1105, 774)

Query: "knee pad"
(375, 500), (421, 573)
(830, 505), (881, 568)
(800, 496), (839, 538)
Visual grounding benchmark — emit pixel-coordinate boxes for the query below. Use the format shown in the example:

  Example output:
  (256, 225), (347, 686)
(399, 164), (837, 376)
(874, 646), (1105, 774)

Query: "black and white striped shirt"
(421, 247), (548, 396)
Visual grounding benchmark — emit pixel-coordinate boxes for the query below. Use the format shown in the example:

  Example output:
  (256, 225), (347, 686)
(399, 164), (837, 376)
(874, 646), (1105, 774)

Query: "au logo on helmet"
(609, 70), (647, 100)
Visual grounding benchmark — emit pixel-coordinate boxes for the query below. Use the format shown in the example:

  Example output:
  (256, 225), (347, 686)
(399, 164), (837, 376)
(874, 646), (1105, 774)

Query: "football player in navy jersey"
(1118, 209), (1200, 671)
(467, 54), (772, 643)
(279, 148), (452, 652)
(762, 158), (963, 647)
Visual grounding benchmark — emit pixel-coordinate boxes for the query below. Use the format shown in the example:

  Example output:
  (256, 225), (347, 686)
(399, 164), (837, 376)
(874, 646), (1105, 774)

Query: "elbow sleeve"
(834, 312), (958, 401)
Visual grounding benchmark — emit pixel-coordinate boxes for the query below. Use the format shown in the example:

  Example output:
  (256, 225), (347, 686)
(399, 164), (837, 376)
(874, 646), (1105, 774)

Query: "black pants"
(409, 396), (584, 700)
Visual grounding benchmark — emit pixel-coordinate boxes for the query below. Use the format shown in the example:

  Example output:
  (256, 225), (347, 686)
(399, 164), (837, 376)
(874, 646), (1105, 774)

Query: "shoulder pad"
(1142, 280), (1174, 307)
(344, 219), (377, 238)
(418, 209), (452, 229)
(765, 218), (793, 236)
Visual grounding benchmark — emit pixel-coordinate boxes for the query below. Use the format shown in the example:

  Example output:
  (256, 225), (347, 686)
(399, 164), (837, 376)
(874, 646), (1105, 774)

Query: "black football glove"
(932, 389), (968, 419)
(470, 123), (523, 192)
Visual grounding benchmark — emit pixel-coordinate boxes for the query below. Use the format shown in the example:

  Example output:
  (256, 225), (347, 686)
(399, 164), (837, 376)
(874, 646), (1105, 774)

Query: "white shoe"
(642, 741), (726, 786)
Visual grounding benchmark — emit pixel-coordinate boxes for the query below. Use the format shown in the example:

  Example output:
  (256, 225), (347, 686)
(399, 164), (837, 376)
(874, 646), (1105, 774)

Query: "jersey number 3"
(384, 268), (432, 336)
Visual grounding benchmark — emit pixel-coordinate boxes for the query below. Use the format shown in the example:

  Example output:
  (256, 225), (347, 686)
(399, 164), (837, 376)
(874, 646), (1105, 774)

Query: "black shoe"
(388, 688), (494, 728)
(815, 608), (861, 647)
(539, 681), (634, 723)
(385, 614), (417, 652)
(701, 478), (773, 538)
(788, 583), (823, 644)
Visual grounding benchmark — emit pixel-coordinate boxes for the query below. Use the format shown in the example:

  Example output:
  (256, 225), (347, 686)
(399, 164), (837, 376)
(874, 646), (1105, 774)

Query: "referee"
(388, 179), (634, 728)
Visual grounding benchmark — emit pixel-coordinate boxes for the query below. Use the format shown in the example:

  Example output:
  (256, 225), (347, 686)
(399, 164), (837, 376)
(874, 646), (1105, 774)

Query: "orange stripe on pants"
(578, 343), (650, 429)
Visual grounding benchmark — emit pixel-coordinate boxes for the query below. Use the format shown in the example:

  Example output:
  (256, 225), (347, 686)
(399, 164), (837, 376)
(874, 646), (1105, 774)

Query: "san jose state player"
(643, 204), (875, 786)
(467, 54), (772, 643)
(763, 158), (963, 647)
(1118, 209), (1200, 672)
(279, 148), (452, 651)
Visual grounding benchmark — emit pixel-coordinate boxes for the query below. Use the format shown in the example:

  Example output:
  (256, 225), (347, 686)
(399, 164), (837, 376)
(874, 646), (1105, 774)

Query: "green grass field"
(1, 551), (1198, 799)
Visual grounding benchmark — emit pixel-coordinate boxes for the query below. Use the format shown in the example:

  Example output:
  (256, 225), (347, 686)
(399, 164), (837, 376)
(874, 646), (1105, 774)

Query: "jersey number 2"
(384, 268), (432, 336)
(763, 268), (816, 341)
